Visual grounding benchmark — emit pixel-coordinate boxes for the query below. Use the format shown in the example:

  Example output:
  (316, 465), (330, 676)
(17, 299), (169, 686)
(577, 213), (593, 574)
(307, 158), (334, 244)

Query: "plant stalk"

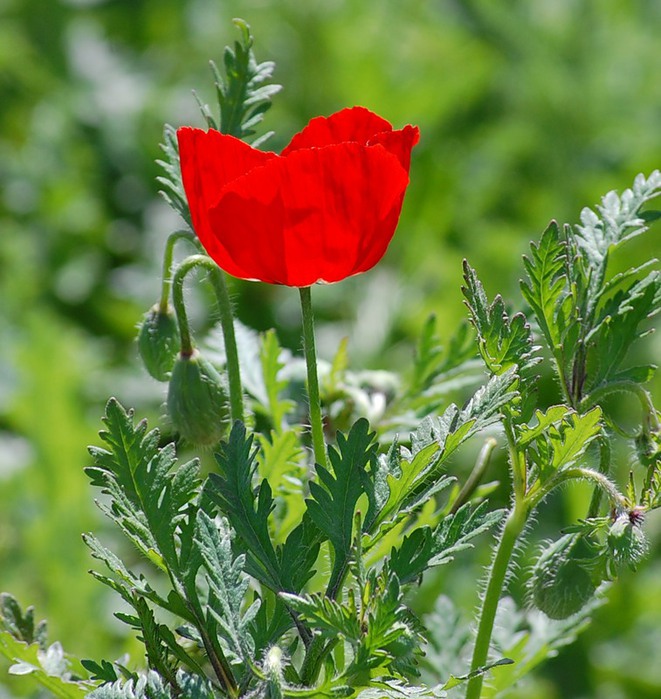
(298, 286), (327, 468)
(171, 255), (244, 422)
(159, 230), (202, 313)
(465, 504), (527, 699)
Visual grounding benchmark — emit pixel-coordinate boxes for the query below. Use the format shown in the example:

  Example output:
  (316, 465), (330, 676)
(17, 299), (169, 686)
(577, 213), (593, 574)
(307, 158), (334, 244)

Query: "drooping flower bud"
(167, 349), (229, 445)
(607, 512), (648, 572)
(137, 304), (180, 381)
(530, 532), (602, 620)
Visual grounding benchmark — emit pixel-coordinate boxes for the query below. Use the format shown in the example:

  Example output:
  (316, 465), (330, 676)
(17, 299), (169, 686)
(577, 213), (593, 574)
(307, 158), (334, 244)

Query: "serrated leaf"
(306, 419), (378, 592)
(526, 407), (603, 489)
(86, 399), (201, 576)
(584, 270), (661, 390)
(156, 124), (190, 223)
(463, 261), (539, 380)
(87, 669), (215, 699)
(365, 370), (517, 546)
(389, 503), (505, 584)
(257, 428), (306, 542)
(212, 20), (281, 141)
(280, 592), (361, 642)
(0, 631), (93, 699)
(193, 511), (259, 665)
(520, 221), (573, 353)
(259, 329), (296, 430)
(204, 421), (282, 591)
(573, 171), (661, 299)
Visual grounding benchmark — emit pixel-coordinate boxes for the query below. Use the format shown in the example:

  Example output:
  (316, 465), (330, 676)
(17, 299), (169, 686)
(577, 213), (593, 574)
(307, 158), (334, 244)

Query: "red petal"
(368, 124), (420, 173)
(282, 106), (393, 155)
(206, 143), (410, 286)
(177, 127), (276, 276)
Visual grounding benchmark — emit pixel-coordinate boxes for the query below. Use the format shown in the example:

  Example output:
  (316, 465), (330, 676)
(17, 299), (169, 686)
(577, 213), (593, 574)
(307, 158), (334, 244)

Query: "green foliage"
(203, 19), (281, 143)
(389, 502), (504, 585)
(306, 419), (377, 595)
(2, 9), (661, 699)
(0, 595), (93, 699)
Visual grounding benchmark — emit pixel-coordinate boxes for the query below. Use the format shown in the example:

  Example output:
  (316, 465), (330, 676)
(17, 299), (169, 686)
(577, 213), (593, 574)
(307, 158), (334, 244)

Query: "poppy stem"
(171, 255), (244, 423)
(298, 286), (327, 468)
(159, 230), (203, 313)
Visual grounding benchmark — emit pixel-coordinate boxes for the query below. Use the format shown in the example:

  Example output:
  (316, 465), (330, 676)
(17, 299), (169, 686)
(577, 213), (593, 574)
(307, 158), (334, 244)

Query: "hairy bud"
(530, 532), (601, 620)
(167, 350), (229, 445)
(607, 512), (648, 572)
(138, 304), (180, 381)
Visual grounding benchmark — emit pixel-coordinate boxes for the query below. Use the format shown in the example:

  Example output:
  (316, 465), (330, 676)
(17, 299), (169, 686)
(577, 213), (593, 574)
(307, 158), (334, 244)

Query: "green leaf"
(365, 369), (517, 546)
(572, 170), (661, 300)
(463, 261), (539, 380)
(205, 421), (282, 591)
(0, 631), (93, 699)
(87, 670), (215, 699)
(86, 398), (201, 575)
(211, 19), (281, 141)
(584, 270), (661, 390)
(259, 329), (296, 431)
(193, 511), (260, 665)
(525, 407), (603, 488)
(356, 680), (445, 698)
(389, 502), (505, 584)
(520, 221), (572, 352)
(306, 419), (377, 589)
(156, 124), (190, 224)
(0, 593), (47, 648)
(280, 592), (361, 642)
(257, 428), (306, 543)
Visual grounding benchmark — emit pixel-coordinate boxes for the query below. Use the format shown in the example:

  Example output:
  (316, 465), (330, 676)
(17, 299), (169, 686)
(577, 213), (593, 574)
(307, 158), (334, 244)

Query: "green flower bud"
(607, 512), (648, 572)
(138, 304), (180, 381)
(530, 532), (601, 620)
(167, 350), (229, 445)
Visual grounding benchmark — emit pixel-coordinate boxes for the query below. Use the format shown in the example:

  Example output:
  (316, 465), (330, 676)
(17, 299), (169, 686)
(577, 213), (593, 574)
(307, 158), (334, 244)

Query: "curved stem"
(159, 230), (202, 312)
(450, 437), (497, 515)
(581, 381), (659, 431)
(171, 258), (196, 357)
(465, 504), (527, 699)
(171, 255), (244, 422)
(587, 436), (611, 518)
(298, 286), (327, 468)
(557, 466), (628, 510)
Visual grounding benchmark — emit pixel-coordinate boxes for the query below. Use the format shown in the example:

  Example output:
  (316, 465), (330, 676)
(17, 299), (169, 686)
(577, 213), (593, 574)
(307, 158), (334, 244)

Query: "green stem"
(559, 466), (628, 510)
(171, 258), (195, 357)
(171, 255), (244, 422)
(587, 436), (611, 518)
(465, 504), (527, 699)
(207, 265), (245, 424)
(298, 286), (327, 468)
(159, 230), (202, 312)
(450, 437), (497, 515)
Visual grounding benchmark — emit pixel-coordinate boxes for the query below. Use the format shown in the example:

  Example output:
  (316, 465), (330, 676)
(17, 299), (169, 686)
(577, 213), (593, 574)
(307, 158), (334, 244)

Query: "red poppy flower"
(177, 107), (419, 286)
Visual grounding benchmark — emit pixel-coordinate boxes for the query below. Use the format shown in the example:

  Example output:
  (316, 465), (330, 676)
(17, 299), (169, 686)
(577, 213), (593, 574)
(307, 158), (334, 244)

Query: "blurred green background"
(1, 1), (660, 697)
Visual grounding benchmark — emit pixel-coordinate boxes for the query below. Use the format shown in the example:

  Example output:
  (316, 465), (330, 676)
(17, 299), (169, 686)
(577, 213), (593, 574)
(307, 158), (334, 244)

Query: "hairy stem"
(450, 437), (497, 515)
(159, 230), (202, 312)
(465, 504), (527, 699)
(299, 286), (327, 468)
(171, 255), (244, 422)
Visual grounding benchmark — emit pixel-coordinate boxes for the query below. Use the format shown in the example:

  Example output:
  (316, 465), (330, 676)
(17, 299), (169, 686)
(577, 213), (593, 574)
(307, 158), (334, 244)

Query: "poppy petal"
(177, 127), (276, 277)
(368, 124), (420, 172)
(282, 106), (394, 155)
(206, 142), (410, 286)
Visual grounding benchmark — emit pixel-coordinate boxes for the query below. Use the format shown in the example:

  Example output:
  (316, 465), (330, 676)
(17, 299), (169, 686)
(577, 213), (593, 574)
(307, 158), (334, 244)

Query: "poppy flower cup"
(177, 107), (420, 287)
